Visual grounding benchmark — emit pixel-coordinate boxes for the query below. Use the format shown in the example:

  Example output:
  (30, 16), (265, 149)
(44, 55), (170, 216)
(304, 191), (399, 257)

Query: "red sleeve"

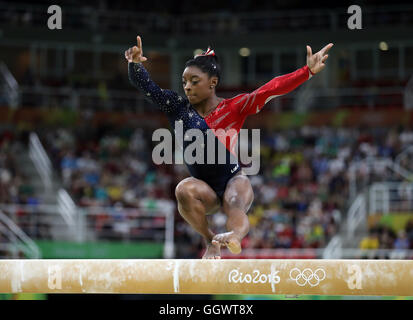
(237, 65), (314, 117)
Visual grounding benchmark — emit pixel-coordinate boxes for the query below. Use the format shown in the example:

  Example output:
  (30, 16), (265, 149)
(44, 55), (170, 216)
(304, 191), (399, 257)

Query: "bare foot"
(202, 241), (221, 259)
(212, 231), (242, 254)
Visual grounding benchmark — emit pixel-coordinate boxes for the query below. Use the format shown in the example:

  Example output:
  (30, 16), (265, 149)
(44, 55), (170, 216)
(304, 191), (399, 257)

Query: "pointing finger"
(321, 43), (334, 55)
(137, 36), (142, 49)
(307, 45), (312, 57)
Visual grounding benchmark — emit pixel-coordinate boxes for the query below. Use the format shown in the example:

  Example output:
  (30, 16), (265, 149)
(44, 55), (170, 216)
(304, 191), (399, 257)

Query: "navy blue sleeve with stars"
(128, 62), (183, 114)
(128, 61), (241, 204)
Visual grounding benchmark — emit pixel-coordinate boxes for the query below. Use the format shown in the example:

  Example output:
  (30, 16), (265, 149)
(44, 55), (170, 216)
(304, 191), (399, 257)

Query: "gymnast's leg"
(212, 172), (254, 254)
(175, 177), (221, 259)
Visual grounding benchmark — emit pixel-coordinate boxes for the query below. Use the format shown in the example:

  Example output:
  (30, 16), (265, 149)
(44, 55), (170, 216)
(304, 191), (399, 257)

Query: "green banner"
(34, 240), (164, 259)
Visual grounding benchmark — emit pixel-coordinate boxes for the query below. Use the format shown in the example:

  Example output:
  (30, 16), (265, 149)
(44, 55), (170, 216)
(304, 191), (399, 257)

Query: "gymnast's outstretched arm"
(236, 43), (334, 117)
(125, 35), (182, 114)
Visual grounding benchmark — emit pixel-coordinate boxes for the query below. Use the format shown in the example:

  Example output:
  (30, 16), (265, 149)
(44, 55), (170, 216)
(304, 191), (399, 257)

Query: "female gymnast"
(125, 36), (333, 259)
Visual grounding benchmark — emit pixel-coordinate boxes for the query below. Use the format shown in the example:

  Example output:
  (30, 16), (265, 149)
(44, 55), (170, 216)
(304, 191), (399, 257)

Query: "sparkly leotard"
(128, 62), (313, 202)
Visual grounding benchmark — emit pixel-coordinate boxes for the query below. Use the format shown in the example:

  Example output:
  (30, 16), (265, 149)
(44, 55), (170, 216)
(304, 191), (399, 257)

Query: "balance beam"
(0, 259), (412, 296)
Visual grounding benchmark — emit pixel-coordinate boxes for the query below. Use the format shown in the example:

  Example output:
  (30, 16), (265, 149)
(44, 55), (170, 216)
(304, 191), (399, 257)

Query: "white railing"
(346, 194), (367, 239)
(322, 235), (343, 259)
(57, 188), (81, 241)
(3, 200), (413, 260)
(29, 132), (52, 193)
(0, 202), (175, 258)
(80, 203), (175, 258)
(369, 183), (390, 215)
(0, 61), (19, 108)
(164, 208), (175, 259)
(395, 145), (413, 176)
(57, 189), (76, 226)
(29, 132), (84, 241)
(0, 210), (40, 259)
(369, 182), (413, 215)
(349, 158), (388, 201)
(348, 157), (412, 201)
(392, 161), (413, 181)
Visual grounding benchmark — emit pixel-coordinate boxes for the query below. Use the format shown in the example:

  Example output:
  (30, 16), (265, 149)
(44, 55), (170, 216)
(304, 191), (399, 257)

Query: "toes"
(213, 238), (226, 247)
(202, 255), (221, 259)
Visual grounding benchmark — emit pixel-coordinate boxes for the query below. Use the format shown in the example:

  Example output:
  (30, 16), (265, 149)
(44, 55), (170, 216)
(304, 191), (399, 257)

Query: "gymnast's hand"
(306, 43), (333, 74)
(125, 35), (148, 63)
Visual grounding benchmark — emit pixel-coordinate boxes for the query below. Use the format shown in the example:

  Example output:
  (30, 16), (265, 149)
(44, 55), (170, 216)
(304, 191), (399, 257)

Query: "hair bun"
(185, 47), (221, 86)
(194, 46), (216, 58)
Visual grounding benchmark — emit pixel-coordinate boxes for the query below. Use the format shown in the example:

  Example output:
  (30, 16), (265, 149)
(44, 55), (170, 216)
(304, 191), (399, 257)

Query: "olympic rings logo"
(289, 268), (326, 287)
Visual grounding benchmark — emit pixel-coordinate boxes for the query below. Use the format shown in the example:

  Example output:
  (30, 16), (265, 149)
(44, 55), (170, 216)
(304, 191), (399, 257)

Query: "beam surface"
(0, 259), (412, 296)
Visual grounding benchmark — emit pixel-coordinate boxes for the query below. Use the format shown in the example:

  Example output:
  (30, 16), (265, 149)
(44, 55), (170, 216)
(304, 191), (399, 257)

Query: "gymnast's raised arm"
(125, 36), (181, 114)
(236, 43), (334, 117)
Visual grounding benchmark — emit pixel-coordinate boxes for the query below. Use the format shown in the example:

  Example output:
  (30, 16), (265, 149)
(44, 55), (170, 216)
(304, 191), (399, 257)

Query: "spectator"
(360, 229), (380, 250)
(394, 230), (409, 250)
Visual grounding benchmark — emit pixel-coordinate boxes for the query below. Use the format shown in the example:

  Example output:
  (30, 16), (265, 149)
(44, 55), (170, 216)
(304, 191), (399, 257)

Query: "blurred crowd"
(0, 128), (35, 205)
(34, 123), (413, 257)
(0, 120), (412, 257)
(18, 65), (135, 112)
(210, 125), (411, 257)
(359, 219), (413, 259)
(40, 125), (175, 207)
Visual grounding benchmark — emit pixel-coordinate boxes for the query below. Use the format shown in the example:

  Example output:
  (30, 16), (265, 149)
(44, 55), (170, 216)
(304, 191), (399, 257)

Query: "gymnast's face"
(182, 66), (218, 105)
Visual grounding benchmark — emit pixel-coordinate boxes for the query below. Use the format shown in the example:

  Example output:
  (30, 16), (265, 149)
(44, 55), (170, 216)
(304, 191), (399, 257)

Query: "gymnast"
(125, 36), (333, 259)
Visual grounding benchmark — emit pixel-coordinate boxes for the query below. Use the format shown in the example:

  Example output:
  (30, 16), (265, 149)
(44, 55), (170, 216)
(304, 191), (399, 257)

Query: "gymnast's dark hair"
(184, 47), (221, 86)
